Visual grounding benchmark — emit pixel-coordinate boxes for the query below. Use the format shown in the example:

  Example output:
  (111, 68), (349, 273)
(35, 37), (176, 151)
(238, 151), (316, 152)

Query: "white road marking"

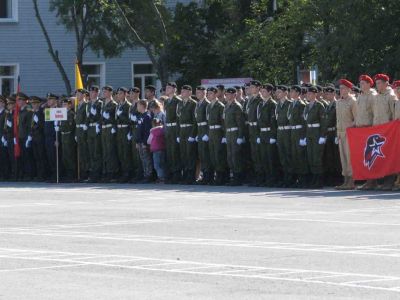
(1, 229), (400, 259)
(0, 247), (399, 293)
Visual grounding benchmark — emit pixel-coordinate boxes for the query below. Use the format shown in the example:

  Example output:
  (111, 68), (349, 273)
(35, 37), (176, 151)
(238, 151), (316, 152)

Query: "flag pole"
(75, 60), (84, 181)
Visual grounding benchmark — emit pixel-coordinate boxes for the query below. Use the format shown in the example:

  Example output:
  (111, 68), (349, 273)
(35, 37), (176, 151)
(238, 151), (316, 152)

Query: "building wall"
(0, 0), (192, 97)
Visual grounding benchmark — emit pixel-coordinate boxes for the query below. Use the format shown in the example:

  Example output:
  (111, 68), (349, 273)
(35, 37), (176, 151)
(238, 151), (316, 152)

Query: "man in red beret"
(335, 79), (357, 190)
(372, 74), (398, 190)
(356, 75), (377, 190)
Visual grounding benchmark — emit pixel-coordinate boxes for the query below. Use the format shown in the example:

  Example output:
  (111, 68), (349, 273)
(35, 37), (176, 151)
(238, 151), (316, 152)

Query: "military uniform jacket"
(87, 99), (103, 126)
(101, 99), (117, 128)
(177, 98), (197, 138)
(355, 89), (376, 127)
(304, 100), (325, 137)
(75, 101), (88, 126)
(30, 109), (45, 140)
(257, 98), (277, 138)
(129, 101), (139, 137)
(4, 110), (14, 141)
(321, 101), (337, 136)
(60, 109), (76, 135)
(164, 95), (181, 124)
(207, 100), (225, 129)
(223, 101), (245, 138)
(275, 99), (292, 127)
(195, 98), (210, 137)
(246, 95), (262, 125)
(18, 106), (33, 141)
(336, 94), (357, 133)
(116, 100), (131, 127)
(373, 87), (397, 125)
(287, 99), (306, 137)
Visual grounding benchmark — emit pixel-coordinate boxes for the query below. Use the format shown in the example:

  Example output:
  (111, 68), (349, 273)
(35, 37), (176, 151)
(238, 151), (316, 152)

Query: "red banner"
(347, 120), (400, 180)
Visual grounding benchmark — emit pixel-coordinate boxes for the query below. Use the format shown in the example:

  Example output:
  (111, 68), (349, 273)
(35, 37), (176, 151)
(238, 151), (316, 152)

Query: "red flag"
(13, 75), (21, 158)
(347, 120), (400, 180)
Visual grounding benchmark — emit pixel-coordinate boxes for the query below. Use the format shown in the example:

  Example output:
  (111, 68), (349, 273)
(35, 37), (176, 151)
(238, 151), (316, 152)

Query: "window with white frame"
(0, 0), (18, 22)
(132, 63), (157, 98)
(82, 63), (105, 89)
(0, 64), (18, 96)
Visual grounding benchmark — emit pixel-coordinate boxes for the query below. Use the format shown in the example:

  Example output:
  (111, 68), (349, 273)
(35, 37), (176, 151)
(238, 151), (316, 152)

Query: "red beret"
(358, 75), (374, 86)
(338, 79), (353, 89)
(392, 80), (400, 89)
(373, 73), (390, 82)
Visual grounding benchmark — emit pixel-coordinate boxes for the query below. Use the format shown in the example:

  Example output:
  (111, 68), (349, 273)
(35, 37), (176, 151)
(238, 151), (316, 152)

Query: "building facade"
(0, 0), (191, 98)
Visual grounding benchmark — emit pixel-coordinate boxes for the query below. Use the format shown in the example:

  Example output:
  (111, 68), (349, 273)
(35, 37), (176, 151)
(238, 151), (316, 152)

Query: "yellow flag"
(75, 61), (83, 110)
(75, 61), (84, 90)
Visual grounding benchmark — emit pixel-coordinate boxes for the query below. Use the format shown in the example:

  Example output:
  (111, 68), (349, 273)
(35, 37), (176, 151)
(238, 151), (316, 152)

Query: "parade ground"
(1, 183), (400, 299)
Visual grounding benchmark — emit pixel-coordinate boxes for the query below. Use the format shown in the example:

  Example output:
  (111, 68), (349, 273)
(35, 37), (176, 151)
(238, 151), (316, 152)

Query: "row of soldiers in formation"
(1, 74), (399, 190)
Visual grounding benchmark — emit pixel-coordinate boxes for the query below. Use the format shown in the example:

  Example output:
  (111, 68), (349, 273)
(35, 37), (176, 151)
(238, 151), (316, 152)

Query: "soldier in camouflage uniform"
(86, 86), (103, 183)
(287, 85), (308, 188)
(194, 86), (211, 185)
(246, 80), (263, 186)
(15, 93), (33, 181)
(321, 86), (341, 186)
(256, 84), (279, 187)
(115, 87), (132, 183)
(128, 87), (142, 182)
(59, 97), (77, 182)
(176, 85), (198, 184)
(74, 89), (90, 181)
(275, 86), (293, 187)
(100, 85), (119, 182)
(29, 96), (47, 181)
(206, 87), (227, 185)
(164, 82), (182, 184)
(304, 86), (326, 188)
(223, 87), (246, 186)
(4, 96), (17, 180)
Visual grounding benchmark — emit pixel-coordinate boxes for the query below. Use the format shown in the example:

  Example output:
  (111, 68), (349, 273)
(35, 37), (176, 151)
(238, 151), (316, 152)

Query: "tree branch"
(32, 0), (71, 94)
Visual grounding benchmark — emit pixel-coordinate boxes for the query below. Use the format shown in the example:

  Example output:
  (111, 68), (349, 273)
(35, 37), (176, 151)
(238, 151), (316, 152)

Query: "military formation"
(1, 74), (400, 190)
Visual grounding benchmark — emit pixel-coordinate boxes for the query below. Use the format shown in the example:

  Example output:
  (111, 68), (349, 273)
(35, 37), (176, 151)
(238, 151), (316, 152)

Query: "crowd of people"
(1, 74), (400, 190)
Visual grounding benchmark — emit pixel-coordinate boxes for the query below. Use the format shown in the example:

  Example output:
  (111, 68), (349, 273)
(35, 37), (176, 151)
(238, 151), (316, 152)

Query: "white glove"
(27, 135), (32, 142)
(74, 136), (78, 143)
(96, 124), (101, 134)
(25, 139), (30, 148)
(1, 136), (6, 145)
(130, 114), (137, 122)
(102, 111), (110, 119)
(82, 124), (88, 131)
(127, 133), (132, 141)
(90, 107), (97, 115)
(6, 120), (12, 127)
(299, 138), (307, 146)
(335, 137), (339, 144)
(221, 137), (227, 144)
(202, 134), (209, 142)
(13, 138), (17, 145)
(188, 137), (196, 142)
(33, 115), (39, 123)
(116, 109), (122, 116)
(54, 126), (60, 132)
(236, 138), (244, 145)
(256, 137), (261, 144)
(269, 138), (276, 144)
(176, 137), (180, 143)
(111, 128), (116, 134)
(318, 137), (326, 145)
(195, 136), (199, 142)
